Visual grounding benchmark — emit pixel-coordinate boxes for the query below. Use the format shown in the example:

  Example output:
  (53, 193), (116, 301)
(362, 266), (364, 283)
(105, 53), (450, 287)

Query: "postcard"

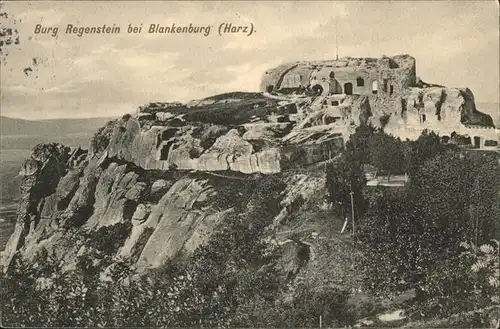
(1, 1), (499, 328)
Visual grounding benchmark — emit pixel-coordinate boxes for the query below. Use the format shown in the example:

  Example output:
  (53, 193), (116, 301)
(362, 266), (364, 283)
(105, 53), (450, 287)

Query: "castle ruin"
(104, 54), (499, 176)
(260, 54), (498, 150)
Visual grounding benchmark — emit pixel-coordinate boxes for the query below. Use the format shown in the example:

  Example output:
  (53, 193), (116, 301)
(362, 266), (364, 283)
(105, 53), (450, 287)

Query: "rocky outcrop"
(277, 239), (310, 279)
(261, 55), (496, 147)
(261, 55), (416, 98)
(400, 87), (494, 128)
(97, 97), (345, 174)
(458, 88), (494, 126)
(1, 143), (74, 272)
(2, 130), (336, 278)
(135, 178), (227, 269)
(2, 148), (231, 273)
(2, 61), (497, 275)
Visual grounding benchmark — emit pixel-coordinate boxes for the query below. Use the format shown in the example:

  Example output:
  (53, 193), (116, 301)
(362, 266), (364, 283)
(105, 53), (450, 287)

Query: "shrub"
(358, 144), (499, 319)
(368, 131), (406, 178)
(85, 222), (132, 256)
(90, 120), (116, 154)
(272, 285), (352, 327)
(460, 240), (500, 307)
(326, 156), (367, 220)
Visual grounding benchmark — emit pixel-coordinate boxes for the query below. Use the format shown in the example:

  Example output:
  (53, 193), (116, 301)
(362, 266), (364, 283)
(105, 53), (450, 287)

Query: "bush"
(406, 129), (447, 177)
(368, 131), (406, 177)
(85, 222), (132, 256)
(90, 120), (116, 154)
(326, 156), (367, 220)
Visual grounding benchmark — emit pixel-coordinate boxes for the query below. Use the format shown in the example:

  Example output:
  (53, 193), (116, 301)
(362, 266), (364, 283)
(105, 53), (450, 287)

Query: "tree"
(406, 129), (447, 178)
(326, 156), (367, 221)
(468, 154), (500, 244)
(358, 149), (487, 314)
(344, 125), (376, 165)
(404, 151), (474, 293)
(368, 131), (405, 180)
(358, 188), (420, 297)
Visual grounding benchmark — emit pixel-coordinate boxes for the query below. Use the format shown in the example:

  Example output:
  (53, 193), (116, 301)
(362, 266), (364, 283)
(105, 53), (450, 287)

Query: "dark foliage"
(405, 129), (448, 177)
(166, 95), (279, 126)
(344, 125), (376, 165)
(326, 157), (367, 220)
(84, 222), (133, 256)
(90, 120), (116, 154)
(368, 131), (406, 178)
(358, 143), (500, 317)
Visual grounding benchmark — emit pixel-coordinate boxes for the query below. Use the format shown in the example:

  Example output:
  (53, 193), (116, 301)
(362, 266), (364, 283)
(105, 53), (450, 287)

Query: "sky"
(1, 0), (499, 119)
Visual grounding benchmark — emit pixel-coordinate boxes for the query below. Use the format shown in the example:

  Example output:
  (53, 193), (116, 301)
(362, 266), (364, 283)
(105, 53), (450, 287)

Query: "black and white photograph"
(0, 1), (499, 327)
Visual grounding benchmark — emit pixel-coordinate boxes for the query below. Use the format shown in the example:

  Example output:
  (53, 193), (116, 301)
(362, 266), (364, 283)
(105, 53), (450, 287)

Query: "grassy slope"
(167, 93), (279, 125)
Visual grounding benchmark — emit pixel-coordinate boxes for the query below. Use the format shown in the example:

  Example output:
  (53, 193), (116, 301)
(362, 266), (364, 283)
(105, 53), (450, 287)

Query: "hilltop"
(1, 55), (499, 328)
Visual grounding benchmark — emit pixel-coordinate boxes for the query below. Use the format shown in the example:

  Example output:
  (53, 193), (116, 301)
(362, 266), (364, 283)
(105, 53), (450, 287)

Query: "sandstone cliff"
(2, 81), (497, 274)
(1, 136), (334, 278)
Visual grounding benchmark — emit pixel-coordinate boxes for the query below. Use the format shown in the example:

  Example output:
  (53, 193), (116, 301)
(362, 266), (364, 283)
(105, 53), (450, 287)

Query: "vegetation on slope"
(326, 126), (500, 326)
(139, 93), (280, 126)
(1, 124), (499, 328)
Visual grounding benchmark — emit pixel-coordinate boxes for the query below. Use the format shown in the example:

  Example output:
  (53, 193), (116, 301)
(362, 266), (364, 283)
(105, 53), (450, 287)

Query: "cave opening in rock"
(356, 77), (364, 87)
(266, 85), (274, 92)
(157, 129), (178, 148)
(421, 114), (426, 123)
(401, 98), (407, 114)
(161, 128), (178, 141)
(473, 136), (481, 148)
(372, 81), (378, 94)
(311, 84), (324, 95)
(344, 82), (353, 95)
(297, 243), (311, 265)
(160, 141), (175, 160)
(390, 85), (394, 95)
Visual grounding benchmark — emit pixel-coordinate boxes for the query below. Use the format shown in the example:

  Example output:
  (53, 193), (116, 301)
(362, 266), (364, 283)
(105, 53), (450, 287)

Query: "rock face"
(1, 143), (76, 272)
(2, 54), (498, 276)
(277, 239), (310, 279)
(261, 55), (417, 99)
(382, 87), (499, 146)
(135, 178), (226, 269)
(1, 150), (232, 273)
(101, 97), (345, 174)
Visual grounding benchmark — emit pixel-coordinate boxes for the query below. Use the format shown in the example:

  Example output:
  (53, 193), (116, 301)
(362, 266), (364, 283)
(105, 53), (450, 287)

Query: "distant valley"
(0, 116), (114, 250)
(1, 116), (113, 201)
(1, 116), (115, 150)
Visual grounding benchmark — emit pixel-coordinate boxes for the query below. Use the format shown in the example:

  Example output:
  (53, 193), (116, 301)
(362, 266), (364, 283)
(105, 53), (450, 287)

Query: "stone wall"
(261, 55), (416, 98)
(311, 68), (379, 96)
